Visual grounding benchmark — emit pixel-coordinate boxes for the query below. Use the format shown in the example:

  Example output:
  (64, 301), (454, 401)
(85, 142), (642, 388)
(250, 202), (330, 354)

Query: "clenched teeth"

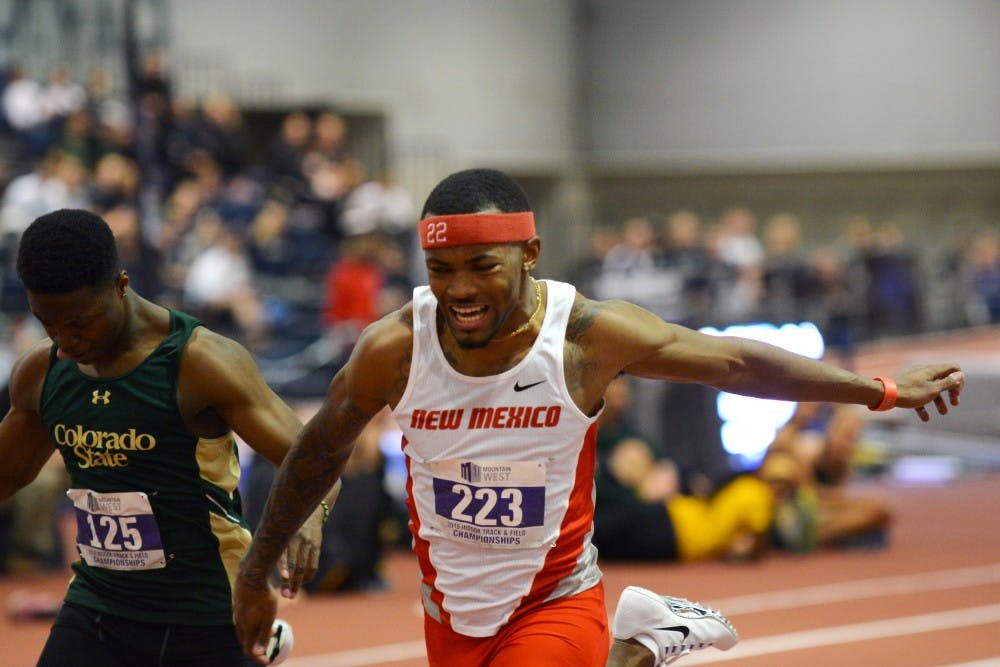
(451, 304), (488, 323)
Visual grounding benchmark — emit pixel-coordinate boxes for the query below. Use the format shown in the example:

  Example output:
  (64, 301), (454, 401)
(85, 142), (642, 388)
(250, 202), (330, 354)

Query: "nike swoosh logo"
(513, 379), (546, 392)
(656, 625), (690, 641)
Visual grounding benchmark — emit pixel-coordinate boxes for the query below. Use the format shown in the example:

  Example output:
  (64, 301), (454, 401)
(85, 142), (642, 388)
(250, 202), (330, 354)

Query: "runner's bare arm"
(584, 298), (963, 416)
(178, 328), (338, 591)
(179, 328), (303, 463)
(234, 308), (412, 663)
(0, 342), (57, 502)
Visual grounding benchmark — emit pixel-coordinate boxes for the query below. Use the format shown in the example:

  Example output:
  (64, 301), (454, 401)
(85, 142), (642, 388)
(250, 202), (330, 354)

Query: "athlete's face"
(28, 273), (128, 365)
(425, 241), (538, 350)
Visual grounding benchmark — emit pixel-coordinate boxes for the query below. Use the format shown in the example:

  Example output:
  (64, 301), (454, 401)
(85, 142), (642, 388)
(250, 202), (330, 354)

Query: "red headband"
(419, 212), (536, 249)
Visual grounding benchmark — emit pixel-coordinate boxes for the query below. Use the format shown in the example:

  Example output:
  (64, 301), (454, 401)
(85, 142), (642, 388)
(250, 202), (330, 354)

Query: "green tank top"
(40, 309), (252, 625)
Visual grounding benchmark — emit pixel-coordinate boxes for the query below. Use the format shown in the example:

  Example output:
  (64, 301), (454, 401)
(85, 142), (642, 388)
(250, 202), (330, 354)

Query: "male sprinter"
(234, 169), (963, 666)
(1, 209), (337, 666)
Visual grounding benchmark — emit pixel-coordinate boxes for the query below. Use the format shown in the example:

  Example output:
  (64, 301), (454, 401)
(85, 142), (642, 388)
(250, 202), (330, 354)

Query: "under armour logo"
(91, 390), (111, 405)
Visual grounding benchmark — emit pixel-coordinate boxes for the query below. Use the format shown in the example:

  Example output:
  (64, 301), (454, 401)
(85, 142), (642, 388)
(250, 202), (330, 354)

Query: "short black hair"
(16, 209), (120, 293)
(421, 168), (531, 217)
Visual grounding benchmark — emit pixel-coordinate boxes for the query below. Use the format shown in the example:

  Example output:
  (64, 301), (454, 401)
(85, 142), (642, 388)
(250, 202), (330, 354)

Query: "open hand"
(894, 365), (964, 422)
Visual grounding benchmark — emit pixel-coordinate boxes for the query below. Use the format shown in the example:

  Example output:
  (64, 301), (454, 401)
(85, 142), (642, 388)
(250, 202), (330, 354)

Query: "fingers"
(249, 623), (273, 665)
(900, 368), (964, 421)
(234, 600), (275, 664)
(280, 542), (318, 598)
(947, 371), (964, 405)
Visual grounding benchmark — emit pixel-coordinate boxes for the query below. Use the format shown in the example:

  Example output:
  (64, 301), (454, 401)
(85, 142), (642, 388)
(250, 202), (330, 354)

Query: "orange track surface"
(3, 474), (998, 666)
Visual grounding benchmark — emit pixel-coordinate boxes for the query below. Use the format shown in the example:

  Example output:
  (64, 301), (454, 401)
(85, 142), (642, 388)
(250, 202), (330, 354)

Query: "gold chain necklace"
(491, 277), (542, 343)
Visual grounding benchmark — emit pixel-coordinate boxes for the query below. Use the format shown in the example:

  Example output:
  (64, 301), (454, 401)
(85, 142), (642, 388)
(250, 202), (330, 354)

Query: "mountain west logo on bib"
(460, 462), (482, 483)
(91, 390), (111, 405)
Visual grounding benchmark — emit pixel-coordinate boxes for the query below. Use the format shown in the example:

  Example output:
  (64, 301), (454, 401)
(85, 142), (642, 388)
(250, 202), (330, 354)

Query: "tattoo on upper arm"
(564, 342), (597, 394)
(389, 309), (414, 402)
(390, 348), (412, 403)
(566, 300), (600, 343)
(564, 300), (600, 394)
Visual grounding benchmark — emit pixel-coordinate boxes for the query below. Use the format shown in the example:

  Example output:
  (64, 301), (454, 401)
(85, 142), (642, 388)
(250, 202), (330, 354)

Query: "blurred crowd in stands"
(572, 208), (1000, 361)
(3, 58), (1000, 380)
(0, 54), (420, 379)
(1, 56), (998, 599)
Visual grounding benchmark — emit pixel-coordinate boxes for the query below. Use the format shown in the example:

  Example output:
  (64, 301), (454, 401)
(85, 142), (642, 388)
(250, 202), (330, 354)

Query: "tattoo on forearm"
(239, 399), (371, 580)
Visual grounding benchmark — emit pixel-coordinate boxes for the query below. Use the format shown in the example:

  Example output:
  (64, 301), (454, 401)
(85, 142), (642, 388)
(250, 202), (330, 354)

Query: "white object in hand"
(266, 618), (294, 665)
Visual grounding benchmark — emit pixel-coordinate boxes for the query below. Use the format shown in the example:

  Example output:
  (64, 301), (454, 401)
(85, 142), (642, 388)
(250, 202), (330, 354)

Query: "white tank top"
(392, 279), (603, 637)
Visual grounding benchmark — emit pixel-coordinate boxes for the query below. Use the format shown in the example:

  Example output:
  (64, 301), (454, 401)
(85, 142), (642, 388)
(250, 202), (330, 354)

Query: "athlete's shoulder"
(182, 325), (253, 366)
(178, 326), (263, 394)
(354, 302), (415, 358)
(8, 339), (54, 412)
(566, 293), (644, 343)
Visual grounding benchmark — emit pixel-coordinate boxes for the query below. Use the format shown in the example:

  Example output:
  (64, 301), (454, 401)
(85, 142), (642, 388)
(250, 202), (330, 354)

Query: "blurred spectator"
(1, 64), (53, 156)
(340, 168), (415, 239)
(802, 243), (866, 366)
(714, 205), (765, 269)
(307, 111), (349, 164)
(247, 198), (297, 276)
(761, 213), (810, 324)
(595, 377), (673, 496)
(129, 49), (173, 197)
(105, 204), (164, 300)
(568, 224), (619, 299)
(182, 215), (267, 344)
(374, 237), (415, 316)
(55, 109), (101, 169)
(593, 378), (776, 562)
(88, 152), (140, 211)
(708, 206), (766, 324)
(601, 215), (658, 274)
(766, 403), (893, 552)
(193, 92), (250, 178)
(340, 167), (418, 281)
(41, 64), (86, 122)
(218, 173), (266, 225)
(266, 111), (313, 199)
(0, 151), (90, 240)
(864, 220), (923, 338)
(659, 210), (714, 327)
(0, 151), (62, 239)
(595, 216), (688, 321)
(157, 179), (208, 296)
(321, 232), (384, 350)
(961, 226), (1000, 325)
(85, 67), (134, 159)
(301, 154), (357, 243)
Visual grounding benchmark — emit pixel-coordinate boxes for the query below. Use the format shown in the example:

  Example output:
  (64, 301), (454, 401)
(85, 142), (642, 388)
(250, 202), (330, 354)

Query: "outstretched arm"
(592, 299), (963, 419)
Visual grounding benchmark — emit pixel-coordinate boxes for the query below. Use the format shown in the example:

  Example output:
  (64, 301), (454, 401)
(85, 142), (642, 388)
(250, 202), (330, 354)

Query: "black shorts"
(37, 602), (257, 667)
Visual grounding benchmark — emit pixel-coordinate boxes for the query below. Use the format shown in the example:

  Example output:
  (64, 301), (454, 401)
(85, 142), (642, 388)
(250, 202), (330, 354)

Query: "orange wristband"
(869, 376), (898, 411)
